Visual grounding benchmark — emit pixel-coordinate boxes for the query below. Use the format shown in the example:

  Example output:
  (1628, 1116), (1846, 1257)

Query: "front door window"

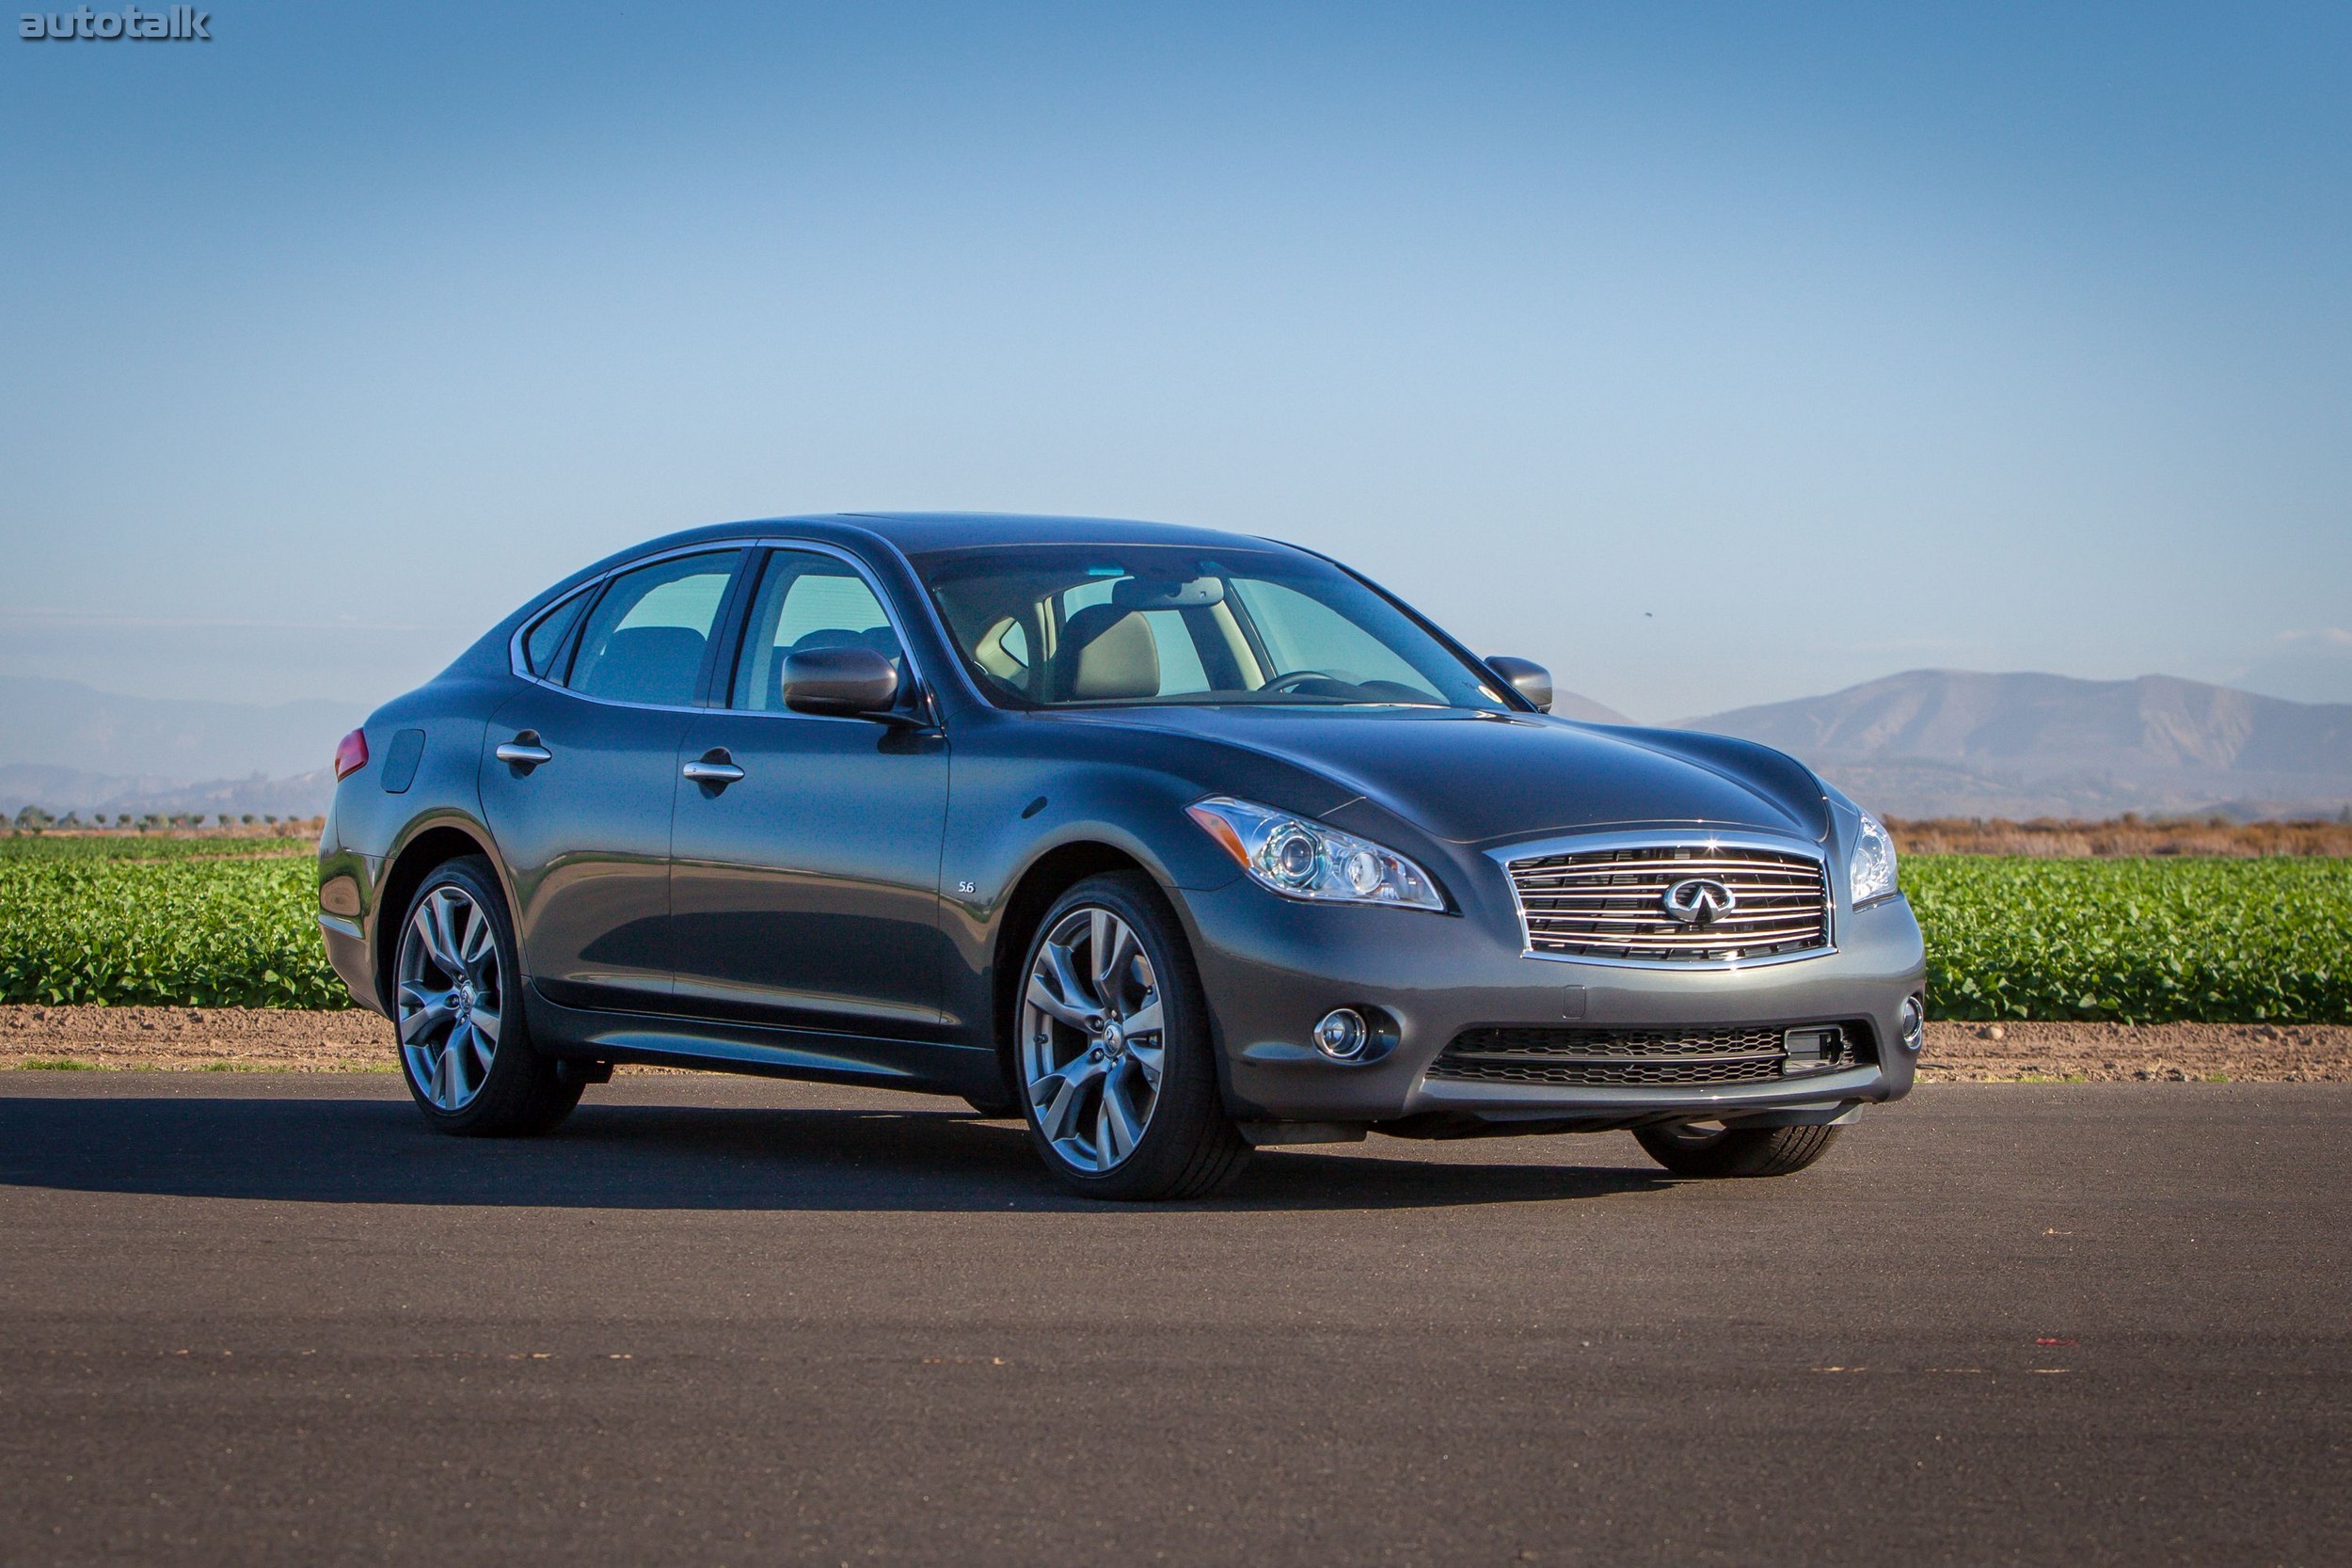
(729, 553), (904, 711)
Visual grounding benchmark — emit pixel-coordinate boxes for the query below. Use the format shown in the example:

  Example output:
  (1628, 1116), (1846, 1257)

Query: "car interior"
(921, 546), (1487, 709)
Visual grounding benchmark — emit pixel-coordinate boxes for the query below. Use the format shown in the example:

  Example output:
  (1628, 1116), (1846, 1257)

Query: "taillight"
(334, 728), (370, 781)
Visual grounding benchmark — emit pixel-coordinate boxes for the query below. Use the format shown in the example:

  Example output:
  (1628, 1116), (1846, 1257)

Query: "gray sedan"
(319, 513), (1925, 1198)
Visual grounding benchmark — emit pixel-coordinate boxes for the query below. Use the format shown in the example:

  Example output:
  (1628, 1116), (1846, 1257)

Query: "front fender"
(937, 756), (1241, 1042)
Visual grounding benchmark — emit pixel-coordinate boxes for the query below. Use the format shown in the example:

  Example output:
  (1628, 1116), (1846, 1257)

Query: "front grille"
(1428, 1024), (1853, 1087)
(1505, 843), (1830, 962)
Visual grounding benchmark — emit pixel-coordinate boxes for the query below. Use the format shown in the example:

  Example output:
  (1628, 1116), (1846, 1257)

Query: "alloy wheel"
(1020, 906), (1165, 1172)
(396, 884), (504, 1112)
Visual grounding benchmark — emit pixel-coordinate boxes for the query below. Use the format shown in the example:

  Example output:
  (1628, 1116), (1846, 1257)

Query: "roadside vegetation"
(3, 827), (2348, 1022)
(0, 854), (344, 1008)
(0, 834), (314, 862)
(1906, 856), (2351, 1024)
(9, 808), (327, 836)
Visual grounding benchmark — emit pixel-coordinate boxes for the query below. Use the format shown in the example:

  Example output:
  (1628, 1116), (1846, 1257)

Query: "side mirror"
(782, 646), (902, 719)
(1485, 656), (1552, 713)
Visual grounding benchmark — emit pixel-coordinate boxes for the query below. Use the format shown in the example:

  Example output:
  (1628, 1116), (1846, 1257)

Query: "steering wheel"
(1264, 671), (1342, 695)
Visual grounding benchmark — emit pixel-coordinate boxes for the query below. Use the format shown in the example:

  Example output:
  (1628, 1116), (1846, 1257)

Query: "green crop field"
(0, 835), (313, 863)
(1905, 856), (2351, 1024)
(0, 851), (345, 1008)
(2, 838), (2347, 1022)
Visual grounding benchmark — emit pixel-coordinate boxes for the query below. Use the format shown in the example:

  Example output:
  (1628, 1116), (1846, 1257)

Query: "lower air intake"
(1427, 1024), (1857, 1087)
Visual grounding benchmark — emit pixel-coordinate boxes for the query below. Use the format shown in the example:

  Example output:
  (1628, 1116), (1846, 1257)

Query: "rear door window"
(565, 551), (741, 707)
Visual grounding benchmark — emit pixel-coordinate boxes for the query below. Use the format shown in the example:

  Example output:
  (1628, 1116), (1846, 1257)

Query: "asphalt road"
(1, 1073), (2344, 1566)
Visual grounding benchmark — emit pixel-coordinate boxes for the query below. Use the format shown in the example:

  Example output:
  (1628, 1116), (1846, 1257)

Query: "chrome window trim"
(1488, 829), (1836, 972)
(503, 539), (936, 723)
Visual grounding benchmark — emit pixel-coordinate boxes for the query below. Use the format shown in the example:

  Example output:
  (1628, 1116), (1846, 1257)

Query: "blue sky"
(4, 1), (2349, 721)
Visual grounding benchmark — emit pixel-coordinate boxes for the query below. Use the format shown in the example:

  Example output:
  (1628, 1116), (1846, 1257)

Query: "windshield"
(908, 544), (1513, 710)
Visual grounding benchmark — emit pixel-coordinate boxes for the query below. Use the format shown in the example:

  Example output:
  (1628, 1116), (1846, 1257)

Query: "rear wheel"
(393, 857), (581, 1137)
(1632, 1120), (1839, 1178)
(1015, 874), (1248, 1200)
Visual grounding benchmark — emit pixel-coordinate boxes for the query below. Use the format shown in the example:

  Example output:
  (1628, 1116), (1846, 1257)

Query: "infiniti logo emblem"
(1661, 878), (1736, 927)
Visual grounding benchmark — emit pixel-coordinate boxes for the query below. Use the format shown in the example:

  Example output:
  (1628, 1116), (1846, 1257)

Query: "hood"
(1062, 705), (1829, 846)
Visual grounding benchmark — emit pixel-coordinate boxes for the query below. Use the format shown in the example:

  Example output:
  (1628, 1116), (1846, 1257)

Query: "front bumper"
(1178, 877), (1926, 1130)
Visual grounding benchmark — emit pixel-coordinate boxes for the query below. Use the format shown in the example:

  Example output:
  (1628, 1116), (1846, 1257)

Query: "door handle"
(496, 735), (553, 768)
(682, 755), (745, 786)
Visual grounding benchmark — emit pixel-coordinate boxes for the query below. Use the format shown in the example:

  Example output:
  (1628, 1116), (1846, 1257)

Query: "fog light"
(1899, 996), (1925, 1053)
(1313, 1007), (1370, 1061)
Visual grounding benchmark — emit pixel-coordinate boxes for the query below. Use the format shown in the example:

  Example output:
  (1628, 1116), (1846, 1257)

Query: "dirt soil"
(0, 1006), (679, 1074)
(1888, 816), (2352, 857)
(1916, 1020), (2352, 1082)
(4, 1006), (2348, 1083)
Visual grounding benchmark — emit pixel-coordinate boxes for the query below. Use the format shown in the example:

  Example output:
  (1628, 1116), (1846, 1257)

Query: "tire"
(392, 857), (582, 1137)
(1013, 873), (1249, 1200)
(1632, 1120), (1839, 1179)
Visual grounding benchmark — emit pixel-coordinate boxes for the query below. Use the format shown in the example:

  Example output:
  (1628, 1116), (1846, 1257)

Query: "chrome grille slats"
(1510, 857), (1818, 879)
(1503, 841), (1831, 963)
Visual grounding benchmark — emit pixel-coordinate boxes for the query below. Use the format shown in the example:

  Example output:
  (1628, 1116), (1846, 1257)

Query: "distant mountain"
(0, 676), (356, 820)
(16, 666), (2339, 825)
(1552, 689), (1632, 725)
(2230, 628), (2352, 705)
(0, 764), (199, 814)
(1681, 671), (2352, 819)
(0, 764), (334, 821)
(0, 676), (358, 782)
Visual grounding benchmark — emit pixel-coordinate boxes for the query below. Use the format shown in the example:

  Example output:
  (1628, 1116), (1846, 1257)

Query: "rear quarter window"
(521, 590), (591, 677)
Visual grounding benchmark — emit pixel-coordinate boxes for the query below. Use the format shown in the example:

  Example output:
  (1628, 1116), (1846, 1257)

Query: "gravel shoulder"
(1, 1005), (392, 1070)
(4, 1005), (2348, 1082)
(1917, 1019), (2352, 1082)
(0, 1006), (685, 1075)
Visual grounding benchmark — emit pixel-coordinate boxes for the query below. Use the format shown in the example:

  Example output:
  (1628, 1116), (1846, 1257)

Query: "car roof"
(643, 512), (1290, 558)
(456, 512), (1332, 688)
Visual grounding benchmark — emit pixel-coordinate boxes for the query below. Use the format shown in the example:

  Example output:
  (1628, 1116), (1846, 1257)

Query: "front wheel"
(393, 857), (581, 1137)
(1632, 1120), (1839, 1179)
(1015, 874), (1249, 1200)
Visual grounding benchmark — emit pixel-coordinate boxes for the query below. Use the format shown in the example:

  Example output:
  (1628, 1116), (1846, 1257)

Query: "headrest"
(1059, 605), (1159, 700)
(580, 625), (706, 705)
(789, 625), (901, 657)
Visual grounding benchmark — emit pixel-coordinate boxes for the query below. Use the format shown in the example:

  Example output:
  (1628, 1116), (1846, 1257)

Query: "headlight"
(1185, 796), (1444, 910)
(1849, 810), (1899, 906)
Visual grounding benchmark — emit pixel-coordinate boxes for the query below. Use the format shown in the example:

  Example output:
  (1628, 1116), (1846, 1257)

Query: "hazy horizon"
(6, 3), (2350, 719)
(11, 661), (2351, 826)
(10, 657), (2352, 745)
